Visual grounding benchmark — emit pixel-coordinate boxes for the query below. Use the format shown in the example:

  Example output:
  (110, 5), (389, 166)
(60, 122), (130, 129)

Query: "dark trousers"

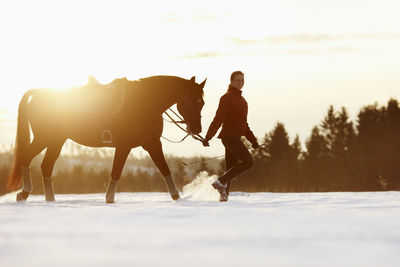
(218, 136), (253, 192)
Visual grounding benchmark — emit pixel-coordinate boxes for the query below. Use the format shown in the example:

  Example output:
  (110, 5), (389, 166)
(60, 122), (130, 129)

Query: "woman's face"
(231, 74), (244, 90)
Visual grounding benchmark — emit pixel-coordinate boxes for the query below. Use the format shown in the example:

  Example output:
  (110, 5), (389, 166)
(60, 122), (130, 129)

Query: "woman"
(203, 71), (259, 201)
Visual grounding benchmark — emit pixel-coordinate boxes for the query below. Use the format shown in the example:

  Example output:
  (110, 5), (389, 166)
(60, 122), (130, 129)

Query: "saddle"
(70, 76), (128, 144)
(71, 76), (127, 114)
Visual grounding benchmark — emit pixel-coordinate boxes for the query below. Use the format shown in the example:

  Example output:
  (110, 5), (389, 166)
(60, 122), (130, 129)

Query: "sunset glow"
(1, 0), (399, 156)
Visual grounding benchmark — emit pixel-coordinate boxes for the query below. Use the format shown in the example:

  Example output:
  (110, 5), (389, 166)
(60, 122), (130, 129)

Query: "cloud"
(229, 33), (400, 45)
(267, 34), (337, 44)
(327, 46), (360, 52)
(229, 38), (262, 45)
(192, 11), (224, 22)
(284, 46), (360, 55)
(177, 33), (399, 59)
(164, 13), (181, 23)
(183, 52), (224, 59)
(180, 46), (360, 58)
(225, 33), (400, 55)
(179, 46), (362, 58)
(230, 35), (335, 45)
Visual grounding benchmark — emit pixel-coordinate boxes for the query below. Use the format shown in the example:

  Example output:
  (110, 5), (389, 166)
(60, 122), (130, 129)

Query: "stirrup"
(102, 130), (113, 144)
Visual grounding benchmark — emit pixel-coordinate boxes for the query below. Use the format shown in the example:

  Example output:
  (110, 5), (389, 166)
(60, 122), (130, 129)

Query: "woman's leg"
(218, 136), (253, 184)
(224, 146), (238, 196)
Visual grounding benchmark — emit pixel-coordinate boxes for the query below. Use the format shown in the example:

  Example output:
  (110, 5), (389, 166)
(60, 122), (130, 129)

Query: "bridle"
(162, 107), (205, 143)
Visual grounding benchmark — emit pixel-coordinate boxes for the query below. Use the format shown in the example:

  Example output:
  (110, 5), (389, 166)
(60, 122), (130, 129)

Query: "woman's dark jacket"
(205, 85), (257, 146)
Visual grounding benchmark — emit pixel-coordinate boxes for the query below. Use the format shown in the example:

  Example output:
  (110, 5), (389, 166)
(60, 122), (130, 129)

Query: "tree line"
(0, 98), (399, 195)
(239, 98), (400, 192)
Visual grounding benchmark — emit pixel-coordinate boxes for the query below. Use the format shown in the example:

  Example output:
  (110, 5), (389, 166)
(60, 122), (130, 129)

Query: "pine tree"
(354, 99), (400, 190)
(266, 122), (299, 191)
(288, 135), (301, 190)
(303, 126), (329, 191)
(385, 99), (400, 189)
(354, 103), (385, 190)
(319, 106), (355, 190)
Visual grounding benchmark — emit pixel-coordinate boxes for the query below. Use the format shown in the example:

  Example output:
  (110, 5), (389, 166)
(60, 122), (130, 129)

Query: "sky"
(0, 0), (399, 157)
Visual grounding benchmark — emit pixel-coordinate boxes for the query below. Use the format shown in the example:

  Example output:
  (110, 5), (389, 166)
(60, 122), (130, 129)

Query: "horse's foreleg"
(40, 142), (64, 201)
(143, 139), (180, 200)
(106, 147), (131, 203)
(16, 138), (46, 202)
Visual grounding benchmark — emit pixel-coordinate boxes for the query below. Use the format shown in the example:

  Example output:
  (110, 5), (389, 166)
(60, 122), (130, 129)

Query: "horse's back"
(68, 78), (128, 114)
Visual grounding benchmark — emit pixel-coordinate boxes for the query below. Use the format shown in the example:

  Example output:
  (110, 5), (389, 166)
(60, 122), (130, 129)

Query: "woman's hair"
(230, 71), (244, 82)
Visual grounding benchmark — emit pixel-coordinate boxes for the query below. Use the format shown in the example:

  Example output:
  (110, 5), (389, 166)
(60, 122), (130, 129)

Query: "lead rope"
(180, 143), (268, 166)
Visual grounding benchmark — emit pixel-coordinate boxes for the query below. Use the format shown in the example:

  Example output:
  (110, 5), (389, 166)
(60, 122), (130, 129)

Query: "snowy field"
(1, 175), (400, 267)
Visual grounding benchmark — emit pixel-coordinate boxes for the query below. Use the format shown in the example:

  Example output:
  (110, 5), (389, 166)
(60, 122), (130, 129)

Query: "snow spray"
(182, 171), (220, 201)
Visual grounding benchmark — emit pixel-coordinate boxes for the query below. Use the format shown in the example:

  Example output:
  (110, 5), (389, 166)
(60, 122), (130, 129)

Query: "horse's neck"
(127, 81), (184, 116)
(152, 89), (182, 115)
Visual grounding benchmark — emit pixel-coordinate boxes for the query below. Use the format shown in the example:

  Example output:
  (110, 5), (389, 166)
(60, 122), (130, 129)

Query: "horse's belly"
(66, 114), (153, 148)
(28, 93), (160, 148)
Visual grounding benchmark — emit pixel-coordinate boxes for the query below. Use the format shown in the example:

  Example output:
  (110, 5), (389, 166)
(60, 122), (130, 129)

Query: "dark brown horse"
(7, 75), (206, 202)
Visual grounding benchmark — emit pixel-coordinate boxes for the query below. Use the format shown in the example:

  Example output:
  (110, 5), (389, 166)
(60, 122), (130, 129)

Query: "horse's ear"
(190, 76), (196, 83)
(200, 78), (207, 88)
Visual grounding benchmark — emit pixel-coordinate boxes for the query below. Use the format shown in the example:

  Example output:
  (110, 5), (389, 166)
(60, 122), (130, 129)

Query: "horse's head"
(177, 76), (206, 135)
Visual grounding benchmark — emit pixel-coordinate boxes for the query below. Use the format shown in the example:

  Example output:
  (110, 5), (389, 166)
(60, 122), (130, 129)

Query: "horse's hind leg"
(106, 147), (131, 203)
(40, 141), (65, 201)
(16, 138), (46, 201)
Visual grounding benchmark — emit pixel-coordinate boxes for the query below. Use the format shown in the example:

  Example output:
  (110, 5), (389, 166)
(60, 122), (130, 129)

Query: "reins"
(161, 108), (205, 143)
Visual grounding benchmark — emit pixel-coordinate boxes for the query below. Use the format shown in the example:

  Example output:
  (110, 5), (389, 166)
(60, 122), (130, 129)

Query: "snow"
(1, 174), (400, 267)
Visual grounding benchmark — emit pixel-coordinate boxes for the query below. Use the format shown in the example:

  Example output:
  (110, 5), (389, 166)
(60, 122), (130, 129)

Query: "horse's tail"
(7, 90), (36, 191)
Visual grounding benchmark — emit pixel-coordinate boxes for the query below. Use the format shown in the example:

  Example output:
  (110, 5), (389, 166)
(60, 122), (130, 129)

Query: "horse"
(7, 75), (206, 203)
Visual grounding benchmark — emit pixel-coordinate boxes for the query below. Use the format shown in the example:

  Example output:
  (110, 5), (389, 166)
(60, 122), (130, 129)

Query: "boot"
(221, 181), (231, 202)
(212, 179), (228, 202)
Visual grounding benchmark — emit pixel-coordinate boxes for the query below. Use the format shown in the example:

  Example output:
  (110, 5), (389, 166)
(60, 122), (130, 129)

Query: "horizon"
(0, 0), (399, 157)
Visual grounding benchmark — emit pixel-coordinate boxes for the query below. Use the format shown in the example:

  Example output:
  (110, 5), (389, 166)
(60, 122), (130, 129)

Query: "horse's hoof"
(105, 195), (115, 204)
(172, 194), (180, 201)
(16, 191), (30, 202)
(45, 192), (55, 202)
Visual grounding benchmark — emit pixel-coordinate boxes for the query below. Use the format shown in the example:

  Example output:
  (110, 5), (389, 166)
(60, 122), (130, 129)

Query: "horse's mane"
(130, 75), (186, 88)
(137, 75), (185, 84)
(85, 75), (203, 97)
(112, 76), (190, 96)
(133, 76), (204, 96)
